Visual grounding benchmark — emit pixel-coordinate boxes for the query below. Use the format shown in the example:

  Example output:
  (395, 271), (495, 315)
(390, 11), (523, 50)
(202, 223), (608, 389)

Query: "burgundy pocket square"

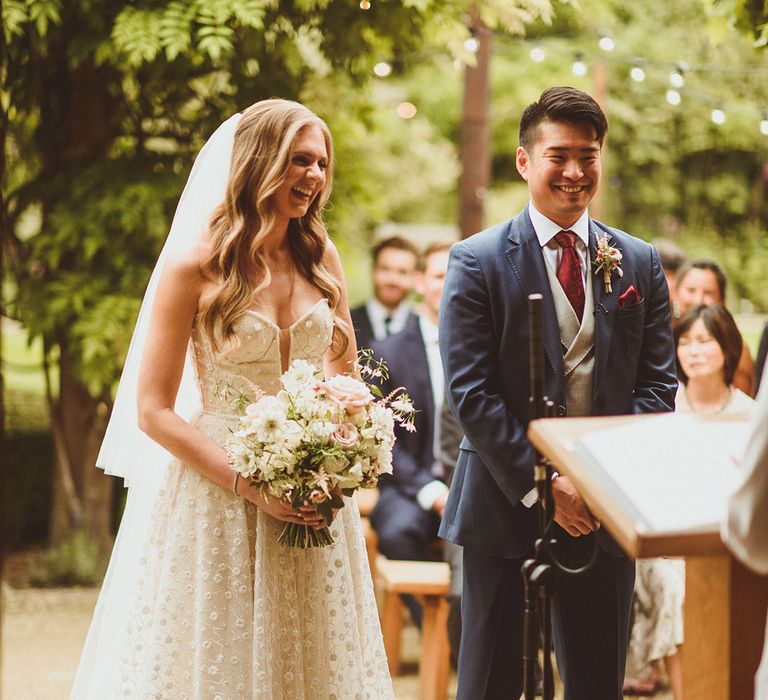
(618, 285), (642, 307)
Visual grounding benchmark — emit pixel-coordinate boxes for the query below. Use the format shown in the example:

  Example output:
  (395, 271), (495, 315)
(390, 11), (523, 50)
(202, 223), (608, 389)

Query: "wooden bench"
(375, 555), (451, 700)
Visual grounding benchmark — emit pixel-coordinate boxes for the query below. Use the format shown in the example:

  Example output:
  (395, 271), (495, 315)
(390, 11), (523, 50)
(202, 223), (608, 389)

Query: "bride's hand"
(240, 481), (325, 527)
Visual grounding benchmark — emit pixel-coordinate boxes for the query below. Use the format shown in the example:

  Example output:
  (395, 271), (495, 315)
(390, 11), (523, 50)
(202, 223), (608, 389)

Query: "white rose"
(282, 359), (321, 394)
(322, 454), (349, 474)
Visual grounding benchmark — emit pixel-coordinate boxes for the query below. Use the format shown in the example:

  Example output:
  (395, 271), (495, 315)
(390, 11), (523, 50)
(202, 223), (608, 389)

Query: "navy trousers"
(457, 530), (634, 700)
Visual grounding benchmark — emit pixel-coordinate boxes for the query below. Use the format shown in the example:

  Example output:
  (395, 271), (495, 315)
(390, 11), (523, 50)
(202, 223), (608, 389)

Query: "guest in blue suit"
(438, 87), (677, 699)
(370, 242), (453, 621)
(349, 235), (419, 350)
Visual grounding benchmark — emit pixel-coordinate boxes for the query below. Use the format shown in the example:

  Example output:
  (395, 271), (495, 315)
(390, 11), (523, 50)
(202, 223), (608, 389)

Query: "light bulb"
(761, 119), (768, 136)
(630, 66), (646, 82)
(530, 47), (545, 62)
(396, 102), (417, 119)
(669, 71), (685, 89)
(373, 62), (392, 77)
(464, 37), (480, 53)
(666, 89), (681, 106)
(711, 108), (726, 124)
(572, 60), (587, 76)
(599, 36), (615, 51)
(359, 0), (371, 8)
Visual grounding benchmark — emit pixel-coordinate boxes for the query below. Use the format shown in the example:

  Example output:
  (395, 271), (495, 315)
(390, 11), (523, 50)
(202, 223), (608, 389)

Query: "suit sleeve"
(439, 243), (537, 505)
(630, 245), (678, 414)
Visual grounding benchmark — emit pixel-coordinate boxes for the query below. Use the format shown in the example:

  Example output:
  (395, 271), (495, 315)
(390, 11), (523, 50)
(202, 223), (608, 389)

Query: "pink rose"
(331, 422), (359, 449)
(323, 375), (373, 415)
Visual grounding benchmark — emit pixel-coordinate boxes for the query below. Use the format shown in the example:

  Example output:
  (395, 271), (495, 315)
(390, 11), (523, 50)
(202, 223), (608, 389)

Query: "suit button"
(556, 405), (567, 417)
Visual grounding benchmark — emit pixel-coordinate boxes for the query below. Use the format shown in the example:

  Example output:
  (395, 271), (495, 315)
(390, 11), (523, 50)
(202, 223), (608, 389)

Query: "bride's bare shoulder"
(160, 242), (214, 296)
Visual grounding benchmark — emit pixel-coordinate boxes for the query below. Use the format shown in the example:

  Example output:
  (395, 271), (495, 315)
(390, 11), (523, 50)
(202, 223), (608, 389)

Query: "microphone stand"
(521, 293), (598, 700)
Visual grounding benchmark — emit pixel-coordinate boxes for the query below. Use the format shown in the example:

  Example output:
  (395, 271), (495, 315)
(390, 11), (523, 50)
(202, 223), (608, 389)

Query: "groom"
(438, 87), (677, 699)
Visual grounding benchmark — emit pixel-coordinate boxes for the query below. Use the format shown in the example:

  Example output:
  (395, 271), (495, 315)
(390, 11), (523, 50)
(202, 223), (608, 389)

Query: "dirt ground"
(0, 586), (452, 700)
(1, 585), (671, 699)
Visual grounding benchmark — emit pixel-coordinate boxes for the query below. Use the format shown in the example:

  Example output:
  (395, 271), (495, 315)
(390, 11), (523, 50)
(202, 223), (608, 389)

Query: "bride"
(70, 100), (394, 699)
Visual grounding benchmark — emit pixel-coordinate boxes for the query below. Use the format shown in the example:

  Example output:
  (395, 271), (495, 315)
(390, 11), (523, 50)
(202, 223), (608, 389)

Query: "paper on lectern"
(575, 413), (752, 534)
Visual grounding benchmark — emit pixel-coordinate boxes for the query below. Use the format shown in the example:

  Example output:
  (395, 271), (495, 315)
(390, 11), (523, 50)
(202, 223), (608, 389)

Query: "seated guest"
(627, 304), (756, 698)
(676, 259), (756, 396)
(350, 235), (419, 349)
(651, 237), (687, 319)
(369, 242), (452, 623)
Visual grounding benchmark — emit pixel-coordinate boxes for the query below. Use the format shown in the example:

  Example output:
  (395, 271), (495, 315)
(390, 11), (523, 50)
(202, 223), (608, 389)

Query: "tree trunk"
(39, 17), (123, 550)
(458, 11), (492, 240)
(48, 342), (113, 551)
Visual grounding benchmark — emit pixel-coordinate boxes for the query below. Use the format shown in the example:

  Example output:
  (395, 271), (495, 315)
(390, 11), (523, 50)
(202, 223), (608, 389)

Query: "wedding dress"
(72, 298), (393, 699)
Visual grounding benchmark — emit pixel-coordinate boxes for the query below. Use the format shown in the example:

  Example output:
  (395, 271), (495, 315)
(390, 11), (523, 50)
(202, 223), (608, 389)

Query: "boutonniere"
(592, 233), (623, 293)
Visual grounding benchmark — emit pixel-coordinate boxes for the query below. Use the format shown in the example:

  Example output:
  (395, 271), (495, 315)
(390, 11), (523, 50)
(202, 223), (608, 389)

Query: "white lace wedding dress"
(73, 299), (393, 700)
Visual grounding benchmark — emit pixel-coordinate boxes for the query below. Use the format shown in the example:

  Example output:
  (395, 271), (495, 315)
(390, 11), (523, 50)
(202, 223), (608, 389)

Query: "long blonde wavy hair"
(199, 99), (349, 356)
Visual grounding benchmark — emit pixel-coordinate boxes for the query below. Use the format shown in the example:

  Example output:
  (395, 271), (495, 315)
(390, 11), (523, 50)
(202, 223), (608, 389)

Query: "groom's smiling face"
(515, 119), (602, 229)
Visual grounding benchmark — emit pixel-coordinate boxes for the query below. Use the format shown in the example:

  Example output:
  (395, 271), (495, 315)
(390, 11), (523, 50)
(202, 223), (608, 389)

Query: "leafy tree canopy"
(2, 0), (553, 396)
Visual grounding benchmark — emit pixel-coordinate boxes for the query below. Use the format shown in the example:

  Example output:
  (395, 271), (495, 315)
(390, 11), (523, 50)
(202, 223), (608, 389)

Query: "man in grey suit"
(438, 87), (677, 699)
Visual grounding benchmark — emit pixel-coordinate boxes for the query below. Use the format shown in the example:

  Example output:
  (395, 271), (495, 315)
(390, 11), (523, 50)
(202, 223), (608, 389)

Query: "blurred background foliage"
(2, 0), (768, 556)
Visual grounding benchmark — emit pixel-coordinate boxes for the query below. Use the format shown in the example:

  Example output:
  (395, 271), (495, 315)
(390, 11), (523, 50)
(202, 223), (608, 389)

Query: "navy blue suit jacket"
(370, 314), (438, 501)
(438, 209), (678, 559)
(350, 304), (376, 351)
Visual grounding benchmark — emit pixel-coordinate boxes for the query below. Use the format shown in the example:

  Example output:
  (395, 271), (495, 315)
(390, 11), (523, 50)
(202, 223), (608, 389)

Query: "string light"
(630, 65), (646, 82)
(496, 34), (768, 132)
(359, 0), (371, 8)
(670, 61), (688, 88)
(669, 71), (685, 88)
(599, 36), (615, 52)
(464, 37), (480, 53)
(373, 62), (392, 77)
(572, 53), (587, 76)
(396, 102), (417, 119)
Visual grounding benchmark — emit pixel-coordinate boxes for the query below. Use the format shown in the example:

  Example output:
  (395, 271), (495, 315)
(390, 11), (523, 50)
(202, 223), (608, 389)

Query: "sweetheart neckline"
(243, 298), (328, 331)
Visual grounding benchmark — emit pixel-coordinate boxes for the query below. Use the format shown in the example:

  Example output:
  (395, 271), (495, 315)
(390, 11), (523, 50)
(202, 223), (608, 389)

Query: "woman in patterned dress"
(71, 100), (393, 699)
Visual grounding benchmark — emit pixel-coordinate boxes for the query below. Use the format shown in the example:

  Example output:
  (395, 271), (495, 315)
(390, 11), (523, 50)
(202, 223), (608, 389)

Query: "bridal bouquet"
(227, 357), (415, 548)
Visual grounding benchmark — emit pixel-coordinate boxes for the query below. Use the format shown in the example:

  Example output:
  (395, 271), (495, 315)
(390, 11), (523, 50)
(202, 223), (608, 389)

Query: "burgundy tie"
(554, 230), (585, 321)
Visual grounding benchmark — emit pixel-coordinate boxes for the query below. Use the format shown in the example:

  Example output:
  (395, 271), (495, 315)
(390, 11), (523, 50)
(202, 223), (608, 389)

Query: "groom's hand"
(551, 475), (600, 536)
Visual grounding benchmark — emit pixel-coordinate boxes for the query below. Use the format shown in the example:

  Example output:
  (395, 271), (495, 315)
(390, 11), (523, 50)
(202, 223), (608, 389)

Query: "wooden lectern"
(528, 414), (768, 700)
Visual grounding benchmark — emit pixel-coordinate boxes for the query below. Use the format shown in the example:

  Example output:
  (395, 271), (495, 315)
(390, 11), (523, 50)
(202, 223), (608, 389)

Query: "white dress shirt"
(416, 314), (450, 511)
(529, 202), (590, 287)
(365, 297), (412, 340)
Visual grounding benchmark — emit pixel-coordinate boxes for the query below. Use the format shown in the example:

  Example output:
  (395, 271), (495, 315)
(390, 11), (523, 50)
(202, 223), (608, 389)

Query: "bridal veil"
(70, 113), (242, 698)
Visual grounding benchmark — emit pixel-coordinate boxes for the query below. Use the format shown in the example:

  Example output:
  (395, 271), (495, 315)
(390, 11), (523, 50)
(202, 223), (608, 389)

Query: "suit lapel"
(405, 317), (435, 425)
(504, 211), (565, 393)
(589, 221), (623, 399)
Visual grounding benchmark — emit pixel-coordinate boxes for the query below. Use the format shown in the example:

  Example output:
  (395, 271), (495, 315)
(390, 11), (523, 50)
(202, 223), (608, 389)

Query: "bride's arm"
(322, 239), (358, 378)
(136, 249), (321, 526)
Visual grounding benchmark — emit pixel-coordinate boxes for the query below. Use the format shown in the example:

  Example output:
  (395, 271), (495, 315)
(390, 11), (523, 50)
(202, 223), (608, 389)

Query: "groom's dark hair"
(519, 87), (607, 150)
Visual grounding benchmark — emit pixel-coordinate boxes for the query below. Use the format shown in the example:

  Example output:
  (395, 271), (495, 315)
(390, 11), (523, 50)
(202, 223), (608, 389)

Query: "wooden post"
(458, 9), (491, 240)
(684, 554), (768, 699)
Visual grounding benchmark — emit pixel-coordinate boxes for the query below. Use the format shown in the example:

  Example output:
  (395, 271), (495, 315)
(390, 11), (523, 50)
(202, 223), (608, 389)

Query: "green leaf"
(111, 7), (163, 66)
